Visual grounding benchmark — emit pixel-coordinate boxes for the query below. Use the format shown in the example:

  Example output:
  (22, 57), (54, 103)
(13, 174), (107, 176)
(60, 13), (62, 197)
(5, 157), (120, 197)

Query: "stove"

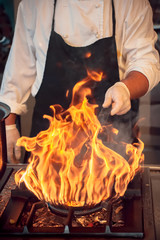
(0, 164), (159, 240)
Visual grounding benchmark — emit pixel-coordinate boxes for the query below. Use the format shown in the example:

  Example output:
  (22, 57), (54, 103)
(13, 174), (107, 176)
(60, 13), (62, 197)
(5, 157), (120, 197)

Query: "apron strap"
(112, 0), (116, 36)
(52, 0), (57, 29)
(52, 0), (116, 37)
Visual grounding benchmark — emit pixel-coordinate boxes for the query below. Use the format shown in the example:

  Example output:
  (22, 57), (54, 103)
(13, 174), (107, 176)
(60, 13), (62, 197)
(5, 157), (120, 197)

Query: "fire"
(0, 157), (2, 172)
(85, 52), (92, 58)
(15, 70), (144, 206)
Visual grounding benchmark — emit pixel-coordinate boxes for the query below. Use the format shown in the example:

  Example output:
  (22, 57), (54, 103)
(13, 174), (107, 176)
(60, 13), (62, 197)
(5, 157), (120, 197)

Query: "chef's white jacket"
(0, 0), (160, 115)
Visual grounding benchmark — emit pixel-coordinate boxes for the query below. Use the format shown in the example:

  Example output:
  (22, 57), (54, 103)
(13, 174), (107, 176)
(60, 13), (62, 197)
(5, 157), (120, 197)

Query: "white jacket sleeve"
(123, 0), (160, 92)
(0, 1), (36, 114)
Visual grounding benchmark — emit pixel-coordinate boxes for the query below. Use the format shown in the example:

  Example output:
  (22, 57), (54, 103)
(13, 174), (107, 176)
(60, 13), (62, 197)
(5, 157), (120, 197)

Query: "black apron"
(30, 0), (139, 145)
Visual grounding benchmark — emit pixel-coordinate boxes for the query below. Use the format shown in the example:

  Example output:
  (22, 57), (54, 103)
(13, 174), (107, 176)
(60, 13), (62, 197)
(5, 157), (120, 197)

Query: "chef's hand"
(102, 82), (131, 115)
(5, 124), (21, 163)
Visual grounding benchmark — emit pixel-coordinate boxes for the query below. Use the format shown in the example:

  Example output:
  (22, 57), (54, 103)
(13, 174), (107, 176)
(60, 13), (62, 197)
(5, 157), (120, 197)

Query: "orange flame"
(85, 52), (92, 58)
(15, 70), (144, 206)
(0, 157), (2, 171)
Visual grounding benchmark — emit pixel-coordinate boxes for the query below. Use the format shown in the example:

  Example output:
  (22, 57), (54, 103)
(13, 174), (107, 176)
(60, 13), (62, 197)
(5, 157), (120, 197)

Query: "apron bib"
(30, 0), (139, 145)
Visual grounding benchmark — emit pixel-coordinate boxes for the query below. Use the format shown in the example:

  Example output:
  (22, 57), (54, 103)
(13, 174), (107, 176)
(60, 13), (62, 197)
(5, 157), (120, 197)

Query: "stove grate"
(0, 168), (156, 239)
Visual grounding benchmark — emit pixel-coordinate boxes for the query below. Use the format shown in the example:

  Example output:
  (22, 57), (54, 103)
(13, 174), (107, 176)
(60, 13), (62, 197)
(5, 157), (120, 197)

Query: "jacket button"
(96, 32), (99, 38)
(95, 4), (100, 8)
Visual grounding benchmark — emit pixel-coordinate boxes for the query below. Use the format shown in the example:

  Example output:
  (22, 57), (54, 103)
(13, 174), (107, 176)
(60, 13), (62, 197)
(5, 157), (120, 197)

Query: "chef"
(0, 0), (159, 163)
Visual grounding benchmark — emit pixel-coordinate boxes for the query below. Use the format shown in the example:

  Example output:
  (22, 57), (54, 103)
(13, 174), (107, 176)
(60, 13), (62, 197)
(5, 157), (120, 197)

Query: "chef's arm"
(121, 71), (149, 99)
(5, 113), (17, 125)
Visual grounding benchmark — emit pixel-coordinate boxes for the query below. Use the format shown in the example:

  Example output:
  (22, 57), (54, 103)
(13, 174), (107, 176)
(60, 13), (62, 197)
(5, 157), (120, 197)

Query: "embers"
(47, 197), (124, 228)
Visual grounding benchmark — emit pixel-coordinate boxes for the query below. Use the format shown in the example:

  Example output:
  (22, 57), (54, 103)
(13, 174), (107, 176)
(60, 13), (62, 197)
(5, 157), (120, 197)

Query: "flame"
(0, 145), (4, 173)
(85, 52), (92, 58)
(66, 90), (69, 98)
(0, 157), (2, 171)
(15, 70), (144, 206)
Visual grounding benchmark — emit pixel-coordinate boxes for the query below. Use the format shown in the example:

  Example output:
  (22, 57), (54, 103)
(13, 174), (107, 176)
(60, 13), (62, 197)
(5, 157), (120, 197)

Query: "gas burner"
(0, 166), (159, 239)
(47, 201), (106, 217)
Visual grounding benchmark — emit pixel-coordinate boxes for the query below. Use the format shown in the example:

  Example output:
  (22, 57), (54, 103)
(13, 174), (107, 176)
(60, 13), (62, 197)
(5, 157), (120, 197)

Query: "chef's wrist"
(5, 113), (17, 125)
(121, 71), (149, 99)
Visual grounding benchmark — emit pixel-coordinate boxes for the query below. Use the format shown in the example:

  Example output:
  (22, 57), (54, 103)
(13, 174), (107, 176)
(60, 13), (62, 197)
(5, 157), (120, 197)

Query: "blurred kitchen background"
(0, 0), (160, 165)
